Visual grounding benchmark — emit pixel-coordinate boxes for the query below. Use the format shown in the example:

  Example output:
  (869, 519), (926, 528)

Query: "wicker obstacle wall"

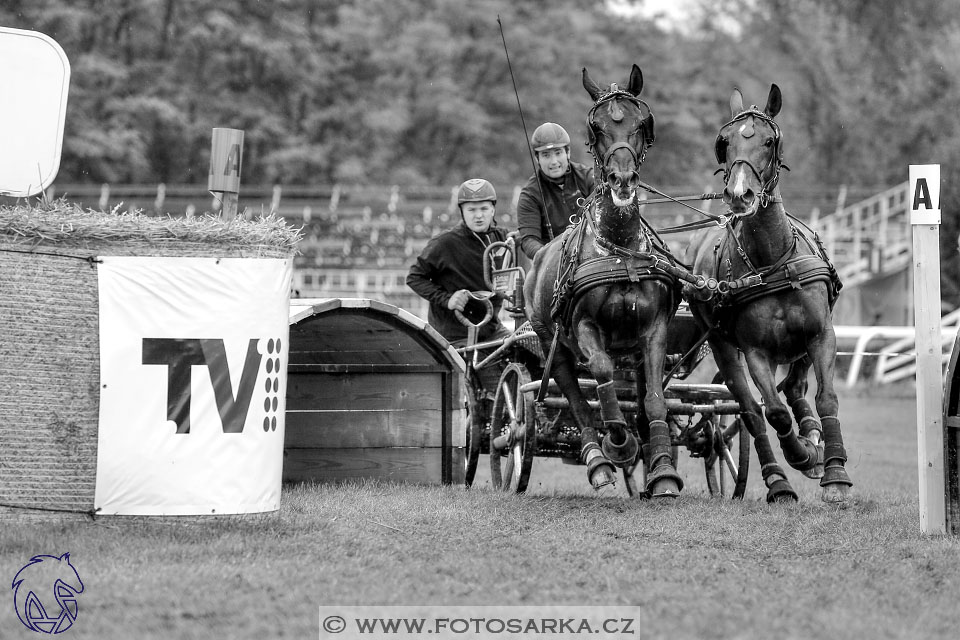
(0, 204), (299, 512)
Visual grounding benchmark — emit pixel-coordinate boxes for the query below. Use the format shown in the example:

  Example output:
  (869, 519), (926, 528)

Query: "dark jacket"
(516, 161), (595, 259)
(406, 222), (508, 344)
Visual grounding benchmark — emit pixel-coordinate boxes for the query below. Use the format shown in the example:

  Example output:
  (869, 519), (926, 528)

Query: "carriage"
(451, 65), (852, 504)
(456, 233), (750, 498)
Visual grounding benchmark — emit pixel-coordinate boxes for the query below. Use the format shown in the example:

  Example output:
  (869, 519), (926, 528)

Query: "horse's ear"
(729, 87), (744, 117)
(764, 83), (782, 118)
(627, 64), (643, 96)
(582, 67), (603, 102)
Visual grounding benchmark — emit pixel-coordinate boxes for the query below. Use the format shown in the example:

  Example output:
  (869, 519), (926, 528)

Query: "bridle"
(714, 107), (787, 209)
(585, 85), (655, 183)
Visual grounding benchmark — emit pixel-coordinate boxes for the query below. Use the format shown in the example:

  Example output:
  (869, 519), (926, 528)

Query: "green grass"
(2, 384), (958, 640)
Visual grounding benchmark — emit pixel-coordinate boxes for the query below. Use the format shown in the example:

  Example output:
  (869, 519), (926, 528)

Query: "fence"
(818, 181), (912, 287)
(836, 307), (960, 387)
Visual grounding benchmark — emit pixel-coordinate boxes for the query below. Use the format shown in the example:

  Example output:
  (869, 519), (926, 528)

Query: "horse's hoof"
(766, 477), (798, 503)
(784, 436), (821, 475)
(594, 480), (619, 498)
(646, 461), (684, 498)
(821, 484), (852, 505)
(601, 430), (639, 467)
(802, 441), (825, 480)
(650, 478), (681, 499)
(590, 466), (618, 492)
(587, 455), (618, 492)
(819, 464), (852, 505)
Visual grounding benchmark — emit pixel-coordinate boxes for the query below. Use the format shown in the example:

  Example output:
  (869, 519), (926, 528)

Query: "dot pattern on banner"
(262, 337), (283, 432)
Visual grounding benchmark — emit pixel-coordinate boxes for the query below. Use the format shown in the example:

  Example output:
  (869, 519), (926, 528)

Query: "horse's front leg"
(807, 326), (853, 504)
(742, 348), (821, 478)
(781, 358), (825, 478)
(572, 315), (640, 488)
(638, 325), (683, 499)
(712, 339), (797, 502)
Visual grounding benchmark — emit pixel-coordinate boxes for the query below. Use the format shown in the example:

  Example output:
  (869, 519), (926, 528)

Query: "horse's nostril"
(724, 185), (755, 204)
(627, 173), (640, 189)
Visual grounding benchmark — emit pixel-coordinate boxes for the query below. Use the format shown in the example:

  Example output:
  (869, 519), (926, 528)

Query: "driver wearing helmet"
(406, 178), (511, 346)
(516, 122), (595, 259)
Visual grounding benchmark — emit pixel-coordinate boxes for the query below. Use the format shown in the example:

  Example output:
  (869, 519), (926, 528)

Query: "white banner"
(95, 256), (292, 515)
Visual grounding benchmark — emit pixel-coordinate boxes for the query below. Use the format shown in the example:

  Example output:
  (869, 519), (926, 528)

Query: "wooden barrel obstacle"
(284, 298), (466, 485)
(0, 203), (298, 514)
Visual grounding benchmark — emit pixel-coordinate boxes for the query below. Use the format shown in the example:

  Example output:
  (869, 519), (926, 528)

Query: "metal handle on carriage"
(482, 239), (517, 292)
(453, 291), (496, 329)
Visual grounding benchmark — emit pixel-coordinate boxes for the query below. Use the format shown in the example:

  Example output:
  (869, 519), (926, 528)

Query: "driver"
(406, 178), (511, 347)
(516, 122), (595, 260)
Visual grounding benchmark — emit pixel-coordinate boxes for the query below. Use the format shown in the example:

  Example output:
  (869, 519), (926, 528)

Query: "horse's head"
(715, 84), (786, 216)
(583, 64), (655, 207)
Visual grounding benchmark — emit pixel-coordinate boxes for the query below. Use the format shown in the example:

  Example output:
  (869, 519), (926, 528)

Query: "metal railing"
(836, 308), (960, 387)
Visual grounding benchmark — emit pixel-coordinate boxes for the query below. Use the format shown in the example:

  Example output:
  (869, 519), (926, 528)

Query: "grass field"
(2, 383), (959, 640)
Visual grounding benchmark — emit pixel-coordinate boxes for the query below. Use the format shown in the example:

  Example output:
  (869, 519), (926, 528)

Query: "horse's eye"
(764, 138), (774, 147)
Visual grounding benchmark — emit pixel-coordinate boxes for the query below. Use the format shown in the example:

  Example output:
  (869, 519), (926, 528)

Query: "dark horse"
(525, 65), (684, 498)
(684, 85), (853, 503)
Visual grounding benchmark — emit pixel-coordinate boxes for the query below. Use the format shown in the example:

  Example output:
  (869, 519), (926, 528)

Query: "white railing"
(836, 308), (960, 387)
(819, 182), (912, 286)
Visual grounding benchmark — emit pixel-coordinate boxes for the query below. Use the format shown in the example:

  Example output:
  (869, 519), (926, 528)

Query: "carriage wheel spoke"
(721, 442), (739, 483)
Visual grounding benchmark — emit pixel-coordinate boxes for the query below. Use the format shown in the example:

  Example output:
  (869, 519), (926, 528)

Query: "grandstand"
(7, 181), (887, 321)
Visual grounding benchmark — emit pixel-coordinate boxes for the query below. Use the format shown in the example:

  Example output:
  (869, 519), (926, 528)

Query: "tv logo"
(142, 337), (284, 434)
(11, 553), (84, 634)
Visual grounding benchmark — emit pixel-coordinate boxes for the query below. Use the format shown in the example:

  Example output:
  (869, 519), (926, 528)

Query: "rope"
(0, 246), (102, 264)
(0, 502), (97, 516)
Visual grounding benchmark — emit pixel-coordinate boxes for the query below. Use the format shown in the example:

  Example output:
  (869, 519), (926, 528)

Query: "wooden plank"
(288, 349), (431, 366)
(287, 363), (446, 374)
(283, 447), (461, 484)
(285, 409), (442, 447)
(286, 372), (442, 411)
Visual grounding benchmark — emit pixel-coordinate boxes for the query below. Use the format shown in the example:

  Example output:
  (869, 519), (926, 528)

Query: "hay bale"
(0, 202), (301, 512)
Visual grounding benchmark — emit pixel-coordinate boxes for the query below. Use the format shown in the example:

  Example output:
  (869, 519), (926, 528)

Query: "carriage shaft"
(537, 396), (741, 416)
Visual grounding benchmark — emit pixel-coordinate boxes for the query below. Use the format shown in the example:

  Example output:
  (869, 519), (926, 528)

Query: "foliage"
(0, 0), (957, 194)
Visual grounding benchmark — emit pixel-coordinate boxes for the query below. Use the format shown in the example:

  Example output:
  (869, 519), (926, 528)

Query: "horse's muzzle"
(607, 170), (640, 206)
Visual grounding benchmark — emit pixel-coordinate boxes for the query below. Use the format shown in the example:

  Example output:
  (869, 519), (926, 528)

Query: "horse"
(683, 84), (853, 504)
(524, 64), (684, 498)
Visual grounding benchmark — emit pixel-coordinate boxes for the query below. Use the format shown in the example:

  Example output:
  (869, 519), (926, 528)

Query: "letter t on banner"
(910, 164), (945, 535)
(209, 128), (244, 217)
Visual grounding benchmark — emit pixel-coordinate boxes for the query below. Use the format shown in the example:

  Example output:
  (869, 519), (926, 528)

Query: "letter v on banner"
(909, 163), (946, 535)
(142, 338), (263, 434)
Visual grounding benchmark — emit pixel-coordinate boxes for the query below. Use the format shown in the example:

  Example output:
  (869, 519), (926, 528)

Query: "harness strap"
(724, 255), (838, 308)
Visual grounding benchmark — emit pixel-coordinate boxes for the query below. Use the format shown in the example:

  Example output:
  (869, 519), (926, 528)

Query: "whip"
(497, 15), (552, 241)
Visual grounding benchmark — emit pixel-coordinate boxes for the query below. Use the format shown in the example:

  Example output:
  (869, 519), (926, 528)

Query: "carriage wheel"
(703, 414), (750, 498)
(701, 372), (750, 498)
(489, 363), (535, 493)
(463, 381), (482, 487)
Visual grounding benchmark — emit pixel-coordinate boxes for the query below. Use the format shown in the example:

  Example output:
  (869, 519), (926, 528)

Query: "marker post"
(910, 164), (946, 534)
(208, 128), (244, 218)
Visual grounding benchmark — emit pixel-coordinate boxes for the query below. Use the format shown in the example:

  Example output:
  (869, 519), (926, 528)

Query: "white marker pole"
(208, 128), (244, 217)
(910, 164), (946, 535)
